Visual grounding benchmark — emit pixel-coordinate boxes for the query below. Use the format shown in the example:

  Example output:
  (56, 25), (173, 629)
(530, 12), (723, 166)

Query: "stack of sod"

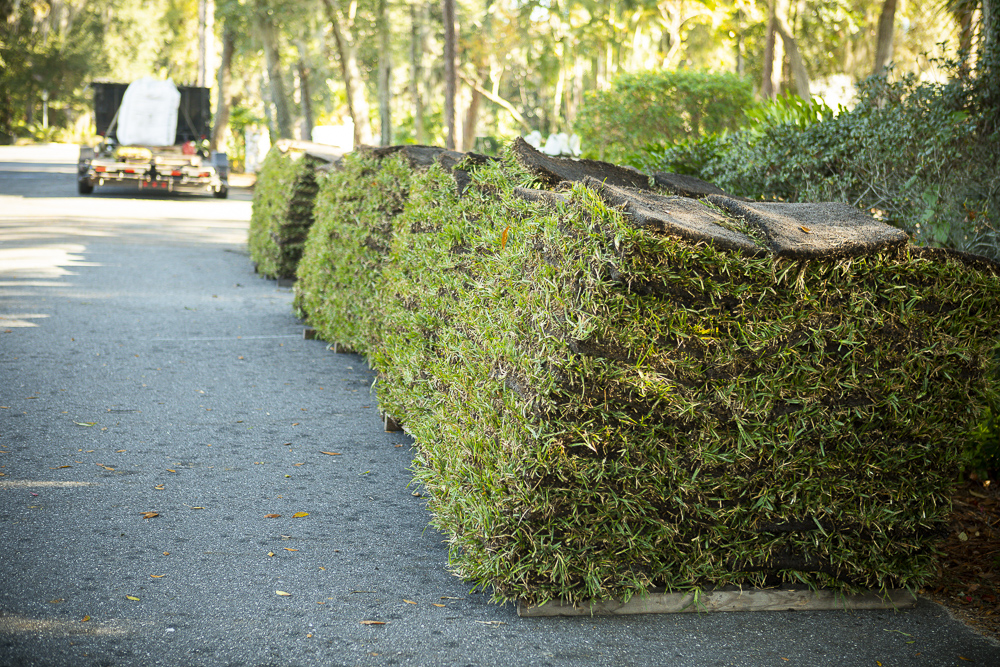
(248, 141), (326, 279)
(367, 156), (521, 428)
(293, 146), (461, 354)
(296, 142), (1000, 607)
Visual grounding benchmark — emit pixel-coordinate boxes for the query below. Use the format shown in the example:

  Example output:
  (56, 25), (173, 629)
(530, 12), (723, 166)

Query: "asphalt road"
(1, 144), (997, 667)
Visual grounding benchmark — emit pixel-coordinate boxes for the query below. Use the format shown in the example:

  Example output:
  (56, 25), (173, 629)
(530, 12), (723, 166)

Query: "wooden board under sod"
(517, 588), (918, 617)
(517, 588), (917, 617)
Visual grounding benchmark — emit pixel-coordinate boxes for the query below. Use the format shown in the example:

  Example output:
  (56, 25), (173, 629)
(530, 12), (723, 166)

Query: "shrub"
(575, 70), (756, 166)
(646, 73), (1000, 261)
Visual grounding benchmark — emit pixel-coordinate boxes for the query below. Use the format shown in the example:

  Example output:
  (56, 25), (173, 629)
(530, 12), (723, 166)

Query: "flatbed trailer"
(78, 81), (229, 198)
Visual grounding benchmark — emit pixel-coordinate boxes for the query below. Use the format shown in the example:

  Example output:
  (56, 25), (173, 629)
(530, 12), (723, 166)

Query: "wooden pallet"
(517, 587), (918, 617)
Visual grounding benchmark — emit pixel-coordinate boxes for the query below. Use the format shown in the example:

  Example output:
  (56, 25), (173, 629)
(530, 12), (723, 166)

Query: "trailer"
(78, 79), (229, 198)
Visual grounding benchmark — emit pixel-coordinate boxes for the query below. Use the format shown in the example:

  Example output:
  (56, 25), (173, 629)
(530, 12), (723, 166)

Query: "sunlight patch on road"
(0, 480), (95, 488)
(0, 613), (126, 637)
(0, 314), (49, 327)
(0, 281), (72, 287)
(0, 244), (97, 279)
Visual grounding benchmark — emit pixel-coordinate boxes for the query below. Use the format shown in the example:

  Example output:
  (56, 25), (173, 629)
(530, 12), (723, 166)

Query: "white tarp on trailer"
(115, 77), (181, 146)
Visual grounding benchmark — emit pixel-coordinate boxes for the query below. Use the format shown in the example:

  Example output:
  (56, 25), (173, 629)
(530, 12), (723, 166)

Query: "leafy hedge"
(292, 143), (1000, 606)
(644, 73), (1000, 261)
(575, 69), (756, 166)
(248, 144), (323, 279)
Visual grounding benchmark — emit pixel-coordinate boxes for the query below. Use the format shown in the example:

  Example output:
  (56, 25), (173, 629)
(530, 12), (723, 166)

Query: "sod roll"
(248, 141), (331, 279)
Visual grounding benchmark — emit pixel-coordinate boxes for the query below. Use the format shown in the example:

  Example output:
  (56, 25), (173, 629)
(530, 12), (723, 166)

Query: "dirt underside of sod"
(286, 142), (1000, 608)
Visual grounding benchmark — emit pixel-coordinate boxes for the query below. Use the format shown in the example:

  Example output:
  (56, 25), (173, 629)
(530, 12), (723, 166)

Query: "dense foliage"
(576, 70), (757, 165)
(644, 68), (1000, 260)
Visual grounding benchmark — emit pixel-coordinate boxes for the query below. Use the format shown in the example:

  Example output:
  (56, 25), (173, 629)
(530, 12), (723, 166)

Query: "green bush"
(295, 142), (1000, 605)
(575, 69), (756, 166)
(646, 73), (1000, 261)
(248, 145), (322, 279)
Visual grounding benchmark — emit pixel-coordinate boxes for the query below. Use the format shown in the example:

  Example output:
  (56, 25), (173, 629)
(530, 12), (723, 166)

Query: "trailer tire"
(78, 179), (94, 195)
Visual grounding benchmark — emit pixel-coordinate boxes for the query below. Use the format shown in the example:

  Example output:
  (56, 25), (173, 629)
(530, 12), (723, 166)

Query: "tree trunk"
(198, 0), (207, 86)
(442, 0), (456, 149)
(211, 26), (235, 152)
(986, 0), (997, 53)
(409, 4), (425, 144)
(258, 11), (293, 139)
(377, 0), (392, 146)
(982, 0), (999, 135)
(773, 15), (810, 100)
(323, 0), (373, 146)
(872, 0), (896, 76)
(761, 0), (782, 99)
(296, 41), (314, 142)
(461, 85), (482, 152)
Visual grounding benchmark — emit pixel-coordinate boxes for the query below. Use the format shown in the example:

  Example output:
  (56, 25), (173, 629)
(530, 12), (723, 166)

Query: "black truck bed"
(92, 81), (213, 144)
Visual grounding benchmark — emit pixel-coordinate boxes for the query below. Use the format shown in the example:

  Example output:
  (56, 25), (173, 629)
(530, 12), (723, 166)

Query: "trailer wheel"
(78, 179), (94, 195)
(213, 185), (228, 199)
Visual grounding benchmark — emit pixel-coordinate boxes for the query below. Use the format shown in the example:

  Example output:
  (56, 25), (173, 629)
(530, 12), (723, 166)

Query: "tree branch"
(458, 73), (530, 131)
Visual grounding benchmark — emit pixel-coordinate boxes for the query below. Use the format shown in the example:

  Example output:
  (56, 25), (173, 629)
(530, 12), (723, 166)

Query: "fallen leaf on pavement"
(360, 621), (386, 625)
(154, 485), (165, 490)
(293, 511), (309, 518)
(50, 465), (72, 469)
(284, 548), (298, 552)
(276, 591), (291, 596)
(126, 596), (140, 601)
(166, 469), (176, 473)
(320, 452), (341, 456)
(81, 616), (90, 622)
(264, 514), (281, 518)
(432, 604), (446, 607)
(150, 575), (165, 578)
(74, 422), (96, 427)
(267, 552), (275, 557)
(49, 599), (64, 604)
(140, 512), (159, 519)
(403, 600), (416, 605)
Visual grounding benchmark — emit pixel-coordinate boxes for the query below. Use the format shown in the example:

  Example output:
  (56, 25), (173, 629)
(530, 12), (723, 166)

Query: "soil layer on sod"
(278, 143), (1000, 608)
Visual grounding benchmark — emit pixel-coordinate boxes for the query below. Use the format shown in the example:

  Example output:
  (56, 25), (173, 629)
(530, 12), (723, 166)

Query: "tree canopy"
(1, 0), (995, 154)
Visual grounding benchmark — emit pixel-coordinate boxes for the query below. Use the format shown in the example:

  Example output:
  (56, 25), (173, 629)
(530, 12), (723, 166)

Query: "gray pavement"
(1, 144), (997, 667)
